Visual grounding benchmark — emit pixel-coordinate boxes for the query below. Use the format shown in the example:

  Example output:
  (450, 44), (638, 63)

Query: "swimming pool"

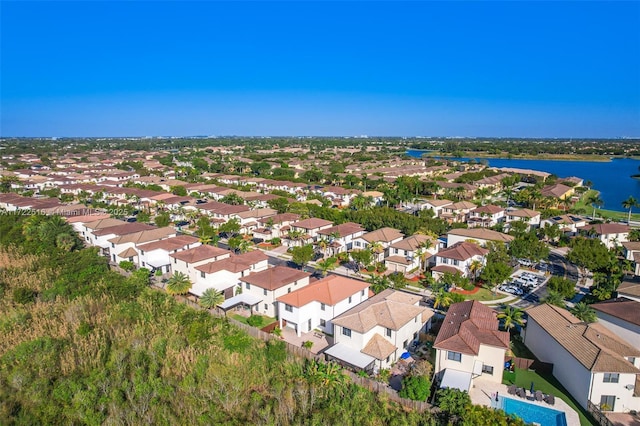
(494, 396), (568, 426)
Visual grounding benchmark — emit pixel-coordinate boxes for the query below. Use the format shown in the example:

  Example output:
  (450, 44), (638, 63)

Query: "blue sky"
(2, 1), (639, 137)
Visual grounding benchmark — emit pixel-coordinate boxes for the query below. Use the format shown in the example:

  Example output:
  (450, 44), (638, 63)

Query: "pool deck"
(469, 377), (581, 426)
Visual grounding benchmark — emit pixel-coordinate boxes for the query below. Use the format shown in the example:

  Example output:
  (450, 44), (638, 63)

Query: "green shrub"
(462, 281), (476, 291)
(398, 374), (431, 401)
(302, 341), (313, 349)
(247, 315), (264, 327)
(12, 287), (36, 304)
(118, 260), (135, 272)
(366, 265), (375, 272)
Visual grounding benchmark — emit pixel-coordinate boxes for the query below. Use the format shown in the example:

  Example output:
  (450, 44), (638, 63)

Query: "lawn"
(574, 190), (640, 222)
(231, 314), (277, 328)
(457, 286), (505, 302)
(503, 367), (594, 426)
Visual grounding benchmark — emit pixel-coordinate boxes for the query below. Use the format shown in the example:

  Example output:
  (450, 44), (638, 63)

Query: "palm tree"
(367, 274), (390, 294)
(166, 271), (192, 296)
(570, 302), (597, 323)
(237, 239), (251, 254)
(433, 289), (453, 310)
(474, 187), (491, 206)
(542, 290), (565, 308)
(622, 196), (638, 224)
(316, 258), (337, 277)
(585, 192), (603, 219)
(468, 259), (483, 284)
(315, 237), (330, 258)
(497, 306), (525, 331)
(199, 288), (225, 309)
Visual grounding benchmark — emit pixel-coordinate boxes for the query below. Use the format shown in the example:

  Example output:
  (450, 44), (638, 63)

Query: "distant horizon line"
(2, 135), (639, 140)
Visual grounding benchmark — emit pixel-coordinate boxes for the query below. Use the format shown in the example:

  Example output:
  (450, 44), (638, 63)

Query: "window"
(245, 283), (250, 290)
(111, 243), (115, 248)
(394, 248), (399, 255)
(201, 271), (205, 278)
(294, 281), (297, 286)
(320, 319), (326, 327)
(320, 303), (325, 311)
(403, 340), (408, 348)
(600, 395), (615, 411)
(355, 241), (361, 247)
(386, 328), (392, 337)
(342, 327), (351, 337)
(361, 289), (365, 296)
(174, 258), (177, 264)
(263, 289), (267, 296)
(482, 365), (494, 375)
(264, 304), (268, 311)
(603, 373), (620, 383)
(453, 260), (459, 266)
(447, 351), (462, 362)
(285, 304), (293, 312)
(348, 296), (352, 303)
(288, 288), (291, 293)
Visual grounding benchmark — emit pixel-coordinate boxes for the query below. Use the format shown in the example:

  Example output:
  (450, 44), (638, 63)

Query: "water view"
(406, 150), (640, 212)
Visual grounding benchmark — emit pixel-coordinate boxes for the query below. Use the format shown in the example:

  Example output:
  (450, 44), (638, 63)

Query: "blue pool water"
(495, 396), (568, 426)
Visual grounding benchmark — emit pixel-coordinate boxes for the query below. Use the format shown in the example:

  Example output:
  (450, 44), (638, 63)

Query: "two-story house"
(169, 244), (232, 282)
(505, 208), (541, 230)
(352, 227), (405, 262)
(285, 218), (334, 247)
(467, 205), (505, 228)
(440, 201), (477, 224)
(239, 266), (311, 318)
(385, 234), (437, 274)
(431, 242), (488, 281)
(433, 300), (510, 392)
(136, 235), (200, 274)
(276, 275), (370, 337)
(317, 222), (366, 255)
(578, 223), (630, 250)
(591, 298), (640, 351)
(446, 228), (514, 248)
(524, 303), (640, 413)
(191, 250), (269, 300)
(108, 227), (177, 265)
(326, 289), (433, 373)
(252, 213), (301, 241)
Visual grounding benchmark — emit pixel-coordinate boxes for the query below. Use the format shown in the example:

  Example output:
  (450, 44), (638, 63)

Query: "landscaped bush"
(366, 265), (375, 272)
(462, 281), (476, 291)
(398, 374), (431, 401)
(118, 260), (135, 272)
(246, 315), (264, 327)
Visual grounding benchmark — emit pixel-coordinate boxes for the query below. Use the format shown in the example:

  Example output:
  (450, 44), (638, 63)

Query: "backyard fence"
(150, 281), (432, 412)
(587, 401), (615, 426)
(344, 370), (433, 413)
(507, 356), (553, 375)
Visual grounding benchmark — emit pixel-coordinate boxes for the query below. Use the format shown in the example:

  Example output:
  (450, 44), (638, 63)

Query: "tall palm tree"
(468, 259), (483, 284)
(316, 258), (337, 277)
(199, 288), (225, 309)
(166, 271), (192, 296)
(585, 192), (603, 219)
(570, 302), (597, 323)
(367, 274), (390, 294)
(542, 291), (565, 308)
(433, 289), (453, 310)
(622, 196), (638, 224)
(497, 306), (525, 331)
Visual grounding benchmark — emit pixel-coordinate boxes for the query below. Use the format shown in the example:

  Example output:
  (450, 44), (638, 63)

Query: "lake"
(406, 150), (640, 212)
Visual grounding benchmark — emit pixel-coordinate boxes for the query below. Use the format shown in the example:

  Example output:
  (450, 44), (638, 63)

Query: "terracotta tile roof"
(65, 213), (112, 224)
(317, 222), (365, 237)
(450, 201), (477, 210)
(276, 275), (369, 307)
(591, 298), (640, 326)
(118, 247), (138, 258)
(360, 227), (404, 243)
(197, 200), (250, 215)
(332, 289), (432, 333)
(137, 235), (199, 252)
(618, 280), (640, 298)
(234, 208), (277, 219)
(92, 222), (154, 237)
(580, 223), (630, 235)
(447, 228), (514, 244)
(239, 266), (310, 291)
(437, 241), (488, 261)
(507, 208), (540, 218)
(434, 300), (509, 355)
(385, 255), (412, 265)
(541, 183), (572, 198)
(389, 234), (433, 251)
(291, 218), (333, 230)
(83, 218), (127, 230)
(362, 334), (397, 360)
(431, 265), (463, 275)
(622, 241), (640, 252)
(424, 199), (453, 207)
(471, 204), (504, 215)
(108, 227), (176, 245)
(257, 213), (300, 225)
(526, 304), (640, 373)
(169, 244), (231, 263)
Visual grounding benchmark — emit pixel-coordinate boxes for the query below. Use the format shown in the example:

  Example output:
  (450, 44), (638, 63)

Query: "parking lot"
(498, 263), (549, 303)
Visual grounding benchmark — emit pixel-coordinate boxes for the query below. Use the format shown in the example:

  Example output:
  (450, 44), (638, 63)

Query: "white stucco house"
(433, 300), (510, 392)
(385, 234), (437, 274)
(431, 241), (488, 281)
(325, 289), (434, 373)
(136, 234), (200, 273)
(169, 244), (232, 282)
(446, 228), (514, 248)
(578, 223), (630, 250)
(591, 298), (640, 352)
(523, 303), (640, 413)
(276, 275), (370, 337)
(239, 266), (311, 318)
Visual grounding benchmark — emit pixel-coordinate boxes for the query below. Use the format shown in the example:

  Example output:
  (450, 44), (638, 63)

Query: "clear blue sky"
(2, 1), (639, 137)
